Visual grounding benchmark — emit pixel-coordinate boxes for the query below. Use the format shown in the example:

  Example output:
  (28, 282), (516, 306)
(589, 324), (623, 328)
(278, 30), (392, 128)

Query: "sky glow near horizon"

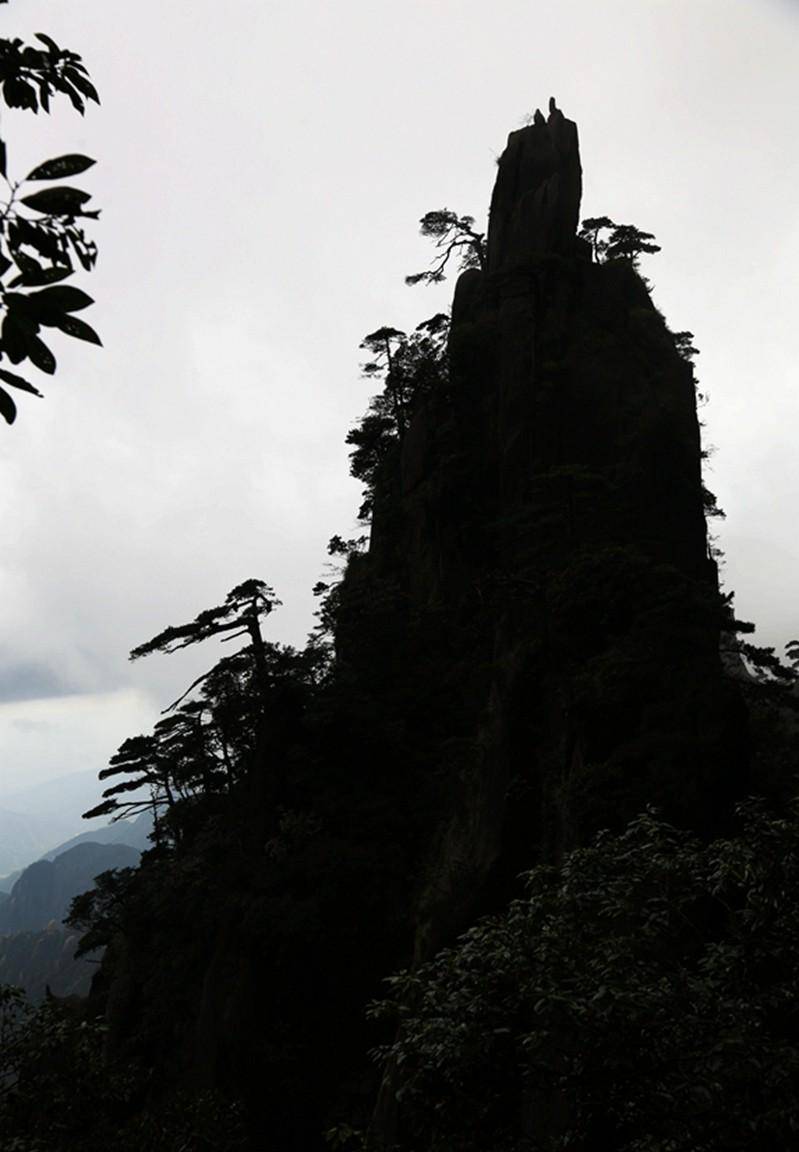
(1, 0), (798, 794)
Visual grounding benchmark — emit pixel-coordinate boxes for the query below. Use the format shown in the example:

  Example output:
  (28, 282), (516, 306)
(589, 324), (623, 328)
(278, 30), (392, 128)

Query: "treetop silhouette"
(129, 579), (281, 664)
(578, 215), (661, 268)
(405, 208), (486, 286)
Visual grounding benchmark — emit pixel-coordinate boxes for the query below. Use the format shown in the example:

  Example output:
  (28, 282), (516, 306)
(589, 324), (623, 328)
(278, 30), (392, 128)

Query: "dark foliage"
(0, 24), (100, 423)
(371, 801), (799, 1152)
(36, 564), (448, 1148)
(578, 216), (661, 269)
(86, 582), (323, 846)
(129, 579), (280, 668)
(347, 312), (449, 519)
(0, 982), (247, 1151)
(405, 208), (485, 286)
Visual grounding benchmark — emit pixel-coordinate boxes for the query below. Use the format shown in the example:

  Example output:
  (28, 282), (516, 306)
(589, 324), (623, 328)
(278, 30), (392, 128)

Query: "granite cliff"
(345, 100), (746, 978)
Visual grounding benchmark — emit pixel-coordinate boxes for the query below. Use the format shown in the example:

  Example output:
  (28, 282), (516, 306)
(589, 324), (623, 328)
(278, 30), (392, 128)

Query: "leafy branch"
(347, 313), (449, 520)
(405, 209), (485, 286)
(0, 30), (100, 423)
(129, 579), (281, 683)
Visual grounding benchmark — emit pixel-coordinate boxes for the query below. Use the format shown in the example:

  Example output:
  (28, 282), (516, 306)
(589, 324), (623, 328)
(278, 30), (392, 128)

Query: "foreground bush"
(372, 799), (799, 1151)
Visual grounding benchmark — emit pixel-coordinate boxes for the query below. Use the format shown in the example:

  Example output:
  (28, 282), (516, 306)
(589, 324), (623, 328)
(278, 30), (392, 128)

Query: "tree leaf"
(0, 387), (17, 425)
(2, 314), (28, 364)
(26, 154), (96, 181)
(34, 33), (61, 53)
(20, 186), (91, 215)
(3, 77), (38, 113)
(0, 368), (42, 396)
(24, 332), (56, 374)
(9, 218), (61, 263)
(10, 250), (44, 278)
(59, 82), (85, 116)
(9, 264), (73, 289)
(3, 293), (42, 332)
(73, 241), (97, 271)
(67, 71), (100, 105)
(53, 313), (102, 346)
(0, 138), (6, 180)
(29, 285), (94, 313)
(36, 79), (50, 115)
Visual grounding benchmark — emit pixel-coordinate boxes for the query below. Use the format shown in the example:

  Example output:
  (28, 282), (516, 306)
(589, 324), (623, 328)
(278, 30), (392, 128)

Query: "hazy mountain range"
(0, 769), (148, 879)
(0, 800), (151, 1001)
(0, 841), (141, 935)
(40, 809), (153, 861)
(0, 838), (143, 1002)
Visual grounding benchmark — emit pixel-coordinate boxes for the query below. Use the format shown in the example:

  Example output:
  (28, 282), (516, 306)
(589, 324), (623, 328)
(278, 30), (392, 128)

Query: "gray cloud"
(0, 660), (73, 705)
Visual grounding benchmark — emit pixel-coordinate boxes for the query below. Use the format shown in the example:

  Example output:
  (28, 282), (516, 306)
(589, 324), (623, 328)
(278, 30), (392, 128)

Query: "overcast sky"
(1, 0), (798, 797)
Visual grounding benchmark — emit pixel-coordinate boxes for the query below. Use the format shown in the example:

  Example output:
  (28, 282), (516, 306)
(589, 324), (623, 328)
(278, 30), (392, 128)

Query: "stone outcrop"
(360, 99), (748, 1147)
(487, 97), (582, 270)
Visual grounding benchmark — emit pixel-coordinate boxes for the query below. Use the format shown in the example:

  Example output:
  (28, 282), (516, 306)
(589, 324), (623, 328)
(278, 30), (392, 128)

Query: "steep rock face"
(487, 97), (582, 269)
(351, 103), (747, 975)
(0, 925), (99, 1000)
(361, 102), (748, 1148)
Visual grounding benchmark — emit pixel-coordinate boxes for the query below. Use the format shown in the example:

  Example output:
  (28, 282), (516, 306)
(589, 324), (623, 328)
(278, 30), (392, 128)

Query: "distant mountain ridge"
(0, 841), (140, 935)
(0, 770), (148, 880)
(0, 812), (149, 1003)
(40, 811), (153, 861)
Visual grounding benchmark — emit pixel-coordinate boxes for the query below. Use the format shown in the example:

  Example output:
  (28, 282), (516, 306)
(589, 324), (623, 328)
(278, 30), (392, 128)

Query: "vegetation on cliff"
(370, 800), (799, 1151)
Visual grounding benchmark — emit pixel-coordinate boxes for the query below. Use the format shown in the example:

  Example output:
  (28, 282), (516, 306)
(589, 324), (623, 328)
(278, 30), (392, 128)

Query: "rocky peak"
(357, 100), (747, 973)
(487, 97), (583, 271)
(365, 102), (749, 1146)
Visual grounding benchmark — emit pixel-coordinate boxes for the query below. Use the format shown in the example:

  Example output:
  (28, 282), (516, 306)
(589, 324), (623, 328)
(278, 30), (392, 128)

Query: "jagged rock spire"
(487, 97), (582, 271)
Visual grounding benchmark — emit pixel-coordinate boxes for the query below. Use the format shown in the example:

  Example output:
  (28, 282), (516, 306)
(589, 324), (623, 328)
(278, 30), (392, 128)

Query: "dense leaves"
(371, 801), (799, 1151)
(311, 533), (368, 644)
(0, 982), (247, 1150)
(85, 581), (324, 849)
(84, 639), (321, 841)
(0, 27), (100, 422)
(347, 313), (449, 519)
(67, 866), (139, 958)
(62, 550), (440, 1150)
(578, 216), (660, 268)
